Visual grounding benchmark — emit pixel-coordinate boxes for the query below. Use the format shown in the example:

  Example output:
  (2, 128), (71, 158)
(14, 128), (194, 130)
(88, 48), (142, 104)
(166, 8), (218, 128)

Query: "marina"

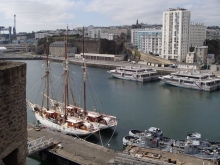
(123, 127), (220, 162)
(22, 59), (220, 164)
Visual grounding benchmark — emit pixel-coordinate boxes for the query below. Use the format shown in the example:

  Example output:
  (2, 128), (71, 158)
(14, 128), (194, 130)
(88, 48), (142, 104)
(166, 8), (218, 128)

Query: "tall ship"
(159, 70), (220, 91)
(107, 66), (159, 82)
(42, 27), (117, 131)
(27, 26), (101, 136)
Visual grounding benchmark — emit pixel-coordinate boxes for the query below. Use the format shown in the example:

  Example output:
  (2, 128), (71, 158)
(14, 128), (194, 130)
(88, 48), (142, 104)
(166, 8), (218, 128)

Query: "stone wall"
(0, 61), (27, 165)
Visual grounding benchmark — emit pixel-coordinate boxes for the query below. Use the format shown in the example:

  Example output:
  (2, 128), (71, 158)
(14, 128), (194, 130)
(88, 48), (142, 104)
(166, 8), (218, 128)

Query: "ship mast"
(46, 36), (49, 111)
(82, 27), (86, 112)
(64, 25), (69, 122)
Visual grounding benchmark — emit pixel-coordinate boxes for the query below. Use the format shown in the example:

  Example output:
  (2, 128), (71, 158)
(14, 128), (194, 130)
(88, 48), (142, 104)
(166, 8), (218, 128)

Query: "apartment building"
(131, 29), (144, 46)
(190, 22), (206, 47)
(161, 8), (191, 62)
(186, 52), (195, 63)
(88, 27), (127, 40)
(137, 30), (162, 55)
(194, 46), (208, 64)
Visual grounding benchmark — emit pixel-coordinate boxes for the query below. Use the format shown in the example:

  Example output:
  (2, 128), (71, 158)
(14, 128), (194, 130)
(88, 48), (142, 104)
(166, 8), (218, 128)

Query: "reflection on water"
(22, 60), (220, 164)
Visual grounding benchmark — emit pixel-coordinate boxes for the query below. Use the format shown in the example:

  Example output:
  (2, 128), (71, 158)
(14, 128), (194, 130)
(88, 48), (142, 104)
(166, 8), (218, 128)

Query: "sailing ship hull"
(34, 113), (97, 136)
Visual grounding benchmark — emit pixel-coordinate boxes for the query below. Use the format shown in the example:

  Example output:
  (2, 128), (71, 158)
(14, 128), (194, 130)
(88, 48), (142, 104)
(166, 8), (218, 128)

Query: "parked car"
(130, 61), (136, 64)
(171, 64), (177, 68)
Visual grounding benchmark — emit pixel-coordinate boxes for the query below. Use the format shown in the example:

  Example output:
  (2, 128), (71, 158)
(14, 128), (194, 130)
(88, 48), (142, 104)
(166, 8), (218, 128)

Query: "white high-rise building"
(138, 30), (162, 55)
(190, 22), (206, 47)
(161, 8), (191, 62)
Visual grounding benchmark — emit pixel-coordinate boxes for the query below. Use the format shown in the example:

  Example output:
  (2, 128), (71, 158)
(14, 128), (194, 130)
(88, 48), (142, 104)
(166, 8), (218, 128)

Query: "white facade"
(88, 28), (101, 38)
(194, 46), (208, 64)
(138, 30), (162, 55)
(207, 54), (215, 65)
(161, 8), (191, 62)
(190, 22), (206, 47)
(35, 32), (47, 39)
(131, 29), (143, 46)
(186, 52), (195, 63)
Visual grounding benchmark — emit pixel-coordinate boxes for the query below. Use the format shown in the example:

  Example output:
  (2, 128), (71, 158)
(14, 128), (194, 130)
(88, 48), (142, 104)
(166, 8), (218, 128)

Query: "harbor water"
(23, 60), (220, 164)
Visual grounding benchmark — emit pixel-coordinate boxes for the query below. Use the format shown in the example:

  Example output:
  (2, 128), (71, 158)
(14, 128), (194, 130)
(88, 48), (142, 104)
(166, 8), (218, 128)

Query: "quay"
(28, 124), (218, 165)
(1, 53), (220, 77)
(28, 124), (117, 165)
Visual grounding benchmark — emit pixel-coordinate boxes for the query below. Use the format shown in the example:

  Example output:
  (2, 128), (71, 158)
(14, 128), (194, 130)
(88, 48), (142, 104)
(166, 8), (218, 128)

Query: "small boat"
(123, 135), (138, 146)
(159, 70), (220, 91)
(129, 127), (163, 140)
(107, 66), (159, 82)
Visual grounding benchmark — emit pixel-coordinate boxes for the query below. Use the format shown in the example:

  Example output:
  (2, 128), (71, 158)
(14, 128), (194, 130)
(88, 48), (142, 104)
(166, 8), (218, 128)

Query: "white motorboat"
(107, 66), (159, 82)
(159, 70), (220, 91)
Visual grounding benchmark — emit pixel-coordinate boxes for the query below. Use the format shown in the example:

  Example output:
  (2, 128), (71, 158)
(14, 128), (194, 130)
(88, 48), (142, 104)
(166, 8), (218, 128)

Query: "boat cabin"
(67, 118), (91, 131)
(86, 112), (107, 125)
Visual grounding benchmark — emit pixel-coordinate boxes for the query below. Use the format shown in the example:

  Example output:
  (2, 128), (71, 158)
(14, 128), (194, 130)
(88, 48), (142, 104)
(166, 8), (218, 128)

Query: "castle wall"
(0, 61), (27, 165)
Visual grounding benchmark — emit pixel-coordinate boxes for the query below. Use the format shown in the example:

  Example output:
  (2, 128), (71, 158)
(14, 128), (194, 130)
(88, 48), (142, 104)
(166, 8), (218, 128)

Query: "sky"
(0, 0), (219, 33)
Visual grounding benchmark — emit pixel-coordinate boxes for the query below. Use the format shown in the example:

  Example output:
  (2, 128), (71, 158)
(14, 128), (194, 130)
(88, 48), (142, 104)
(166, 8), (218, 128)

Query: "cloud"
(0, 0), (219, 32)
(0, 0), (84, 32)
(85, 0), (220, 26)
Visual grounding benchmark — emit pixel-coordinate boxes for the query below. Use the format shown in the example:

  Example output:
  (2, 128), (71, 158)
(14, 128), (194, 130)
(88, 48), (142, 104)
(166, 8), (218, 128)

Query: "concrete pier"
(28, 126), (117, 165)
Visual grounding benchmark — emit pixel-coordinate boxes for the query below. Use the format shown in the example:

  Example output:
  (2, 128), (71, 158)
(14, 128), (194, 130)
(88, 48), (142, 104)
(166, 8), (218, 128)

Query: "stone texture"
(0, 61), (27, 165)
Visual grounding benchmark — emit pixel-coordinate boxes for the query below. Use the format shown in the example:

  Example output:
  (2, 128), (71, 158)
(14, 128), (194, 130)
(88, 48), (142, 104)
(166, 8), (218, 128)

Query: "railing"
(27, 136), (54, 155)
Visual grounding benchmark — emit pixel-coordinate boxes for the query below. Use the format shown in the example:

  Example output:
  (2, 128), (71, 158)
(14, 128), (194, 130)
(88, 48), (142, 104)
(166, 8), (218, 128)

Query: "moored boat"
(123, 127), (220, 161)
(107, 66), (159, 82)
(159, 70), (220, 91)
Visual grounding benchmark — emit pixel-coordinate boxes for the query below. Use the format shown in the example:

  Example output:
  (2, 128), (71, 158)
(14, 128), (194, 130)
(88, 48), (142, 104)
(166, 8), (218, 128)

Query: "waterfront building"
(161, 8), (191, 62)
(207, 54), (215, 65)
(1, 43), (33, 52)
(194, 46), (208, 64)
(49, 41), (77, 57)
(131, 28), (144, 46)
(190, 22), (206, 47)
(186, 46), (208, 64)
(137, 30), (162, 55)
(186, 52), (195, 64)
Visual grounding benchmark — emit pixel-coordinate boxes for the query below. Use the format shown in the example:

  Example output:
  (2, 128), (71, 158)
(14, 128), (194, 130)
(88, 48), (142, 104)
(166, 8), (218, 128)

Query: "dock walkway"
(28, 127), (117, 165)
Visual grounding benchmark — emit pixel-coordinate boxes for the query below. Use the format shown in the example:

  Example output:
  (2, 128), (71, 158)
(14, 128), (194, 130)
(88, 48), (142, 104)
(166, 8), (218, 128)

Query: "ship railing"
(27, 136), (54, 155)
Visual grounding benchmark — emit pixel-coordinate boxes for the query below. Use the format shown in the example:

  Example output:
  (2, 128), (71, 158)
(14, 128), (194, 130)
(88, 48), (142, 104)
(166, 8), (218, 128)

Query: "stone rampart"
(0, 61), (27, 165)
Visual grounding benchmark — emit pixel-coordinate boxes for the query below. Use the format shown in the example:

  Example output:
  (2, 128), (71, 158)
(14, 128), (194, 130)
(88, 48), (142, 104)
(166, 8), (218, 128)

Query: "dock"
(27, 124), (219, 165)
(27, 125), (117, 165)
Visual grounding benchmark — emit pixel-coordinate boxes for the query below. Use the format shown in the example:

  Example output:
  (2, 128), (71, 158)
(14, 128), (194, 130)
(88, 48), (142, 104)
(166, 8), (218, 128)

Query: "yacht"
(159, 70), (220, 91)
(107, 66), (159, 82)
